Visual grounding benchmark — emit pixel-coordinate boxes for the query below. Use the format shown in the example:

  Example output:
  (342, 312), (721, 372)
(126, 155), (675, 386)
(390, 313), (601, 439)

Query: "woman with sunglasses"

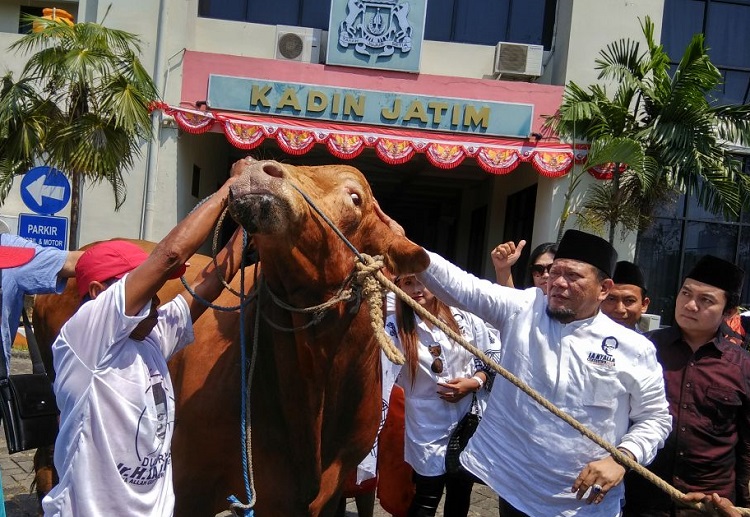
(491, 241), (557, 294)
(385, 274), (501, 517)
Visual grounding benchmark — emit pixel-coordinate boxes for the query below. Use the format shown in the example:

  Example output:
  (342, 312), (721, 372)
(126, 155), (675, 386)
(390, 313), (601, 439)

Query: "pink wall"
(181, 51), (564, 134)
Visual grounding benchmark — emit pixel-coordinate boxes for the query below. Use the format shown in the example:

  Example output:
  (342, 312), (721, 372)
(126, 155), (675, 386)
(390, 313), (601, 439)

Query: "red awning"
(153, 102), (610, 179)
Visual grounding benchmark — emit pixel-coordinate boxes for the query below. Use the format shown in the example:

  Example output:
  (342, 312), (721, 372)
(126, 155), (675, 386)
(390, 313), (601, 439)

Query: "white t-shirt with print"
(385, 307), (501, 477)
(42, 277), (194, 517)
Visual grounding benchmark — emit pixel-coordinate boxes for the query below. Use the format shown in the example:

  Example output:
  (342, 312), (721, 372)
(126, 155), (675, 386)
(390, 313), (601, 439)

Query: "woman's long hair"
(395, 293), (461, 384)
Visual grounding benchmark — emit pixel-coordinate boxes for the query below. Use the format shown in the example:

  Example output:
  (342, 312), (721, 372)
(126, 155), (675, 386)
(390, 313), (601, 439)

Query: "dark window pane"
(453, 0), (509, 45)
(737, 227), (750, 304)
(661, 0), (705, 57)
(686, 190), (735, 221)
(18, 6), (44, 34)
(425, 0), (455, 41)
(715, 69), (750, 106)
(301, 0), (332, 29)
(636, 218), (684, 325)
(683, 221), (738, 266)
(247, 0), (301, 25)
(199, 0), (248, 21)
(706, 1), (750, 68)
(507, 0), (547, 46)
(653, 192), (685, 218)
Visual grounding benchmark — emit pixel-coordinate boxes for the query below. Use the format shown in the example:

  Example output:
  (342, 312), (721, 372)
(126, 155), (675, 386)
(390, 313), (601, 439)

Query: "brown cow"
(32, 158), (428, 516)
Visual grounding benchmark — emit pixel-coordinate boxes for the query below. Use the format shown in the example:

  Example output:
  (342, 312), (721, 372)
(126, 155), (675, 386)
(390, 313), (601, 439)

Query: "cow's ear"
(384, 235), (429, 276)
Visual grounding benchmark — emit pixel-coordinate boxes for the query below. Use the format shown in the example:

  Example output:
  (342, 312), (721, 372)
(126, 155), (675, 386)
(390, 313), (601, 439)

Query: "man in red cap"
(41, 173), (247, 517)
(624, 255), (750, 516)
(0, 235), (81, 517)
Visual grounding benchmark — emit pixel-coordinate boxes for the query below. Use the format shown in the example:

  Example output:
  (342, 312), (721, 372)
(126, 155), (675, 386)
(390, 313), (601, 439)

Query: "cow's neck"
(250, 297), (381, 515)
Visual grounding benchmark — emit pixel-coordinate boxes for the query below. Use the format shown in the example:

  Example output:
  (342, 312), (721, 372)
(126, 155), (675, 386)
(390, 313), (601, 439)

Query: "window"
(18, 6), (44, 34)
(191, 165), (201, 198)
(662, 0), (750, 104)
(198, 0), (556, 48)
(636, 157), (750, 323)
(198, 0), (332, 30)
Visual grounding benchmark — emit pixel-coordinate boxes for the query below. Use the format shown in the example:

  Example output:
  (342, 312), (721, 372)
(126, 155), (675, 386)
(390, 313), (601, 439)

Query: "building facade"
(0, 0), (748, 322)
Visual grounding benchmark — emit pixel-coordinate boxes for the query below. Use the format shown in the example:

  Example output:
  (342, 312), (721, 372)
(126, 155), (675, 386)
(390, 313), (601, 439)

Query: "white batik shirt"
(42, 277), (194, 517)
(418, 252), (672, 516)
(385, 307), (501, 477)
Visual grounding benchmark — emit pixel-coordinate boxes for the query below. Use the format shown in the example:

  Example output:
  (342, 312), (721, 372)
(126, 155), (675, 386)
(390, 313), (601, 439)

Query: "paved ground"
(1, 350), (499, 517)
(1, 350), (40, 517)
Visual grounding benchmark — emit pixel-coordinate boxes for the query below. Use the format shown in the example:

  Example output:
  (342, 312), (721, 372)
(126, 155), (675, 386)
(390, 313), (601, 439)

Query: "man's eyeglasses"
(428, 343), (444, 374)
(530, 264), (553, 276)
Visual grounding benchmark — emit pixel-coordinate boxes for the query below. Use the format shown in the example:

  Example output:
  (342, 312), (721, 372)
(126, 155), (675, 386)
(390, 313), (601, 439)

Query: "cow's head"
(227, 157), (428, 281)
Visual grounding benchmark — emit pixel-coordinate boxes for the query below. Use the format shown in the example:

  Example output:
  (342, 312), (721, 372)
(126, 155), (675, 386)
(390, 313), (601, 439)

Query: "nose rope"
(286, 181), (736, 516)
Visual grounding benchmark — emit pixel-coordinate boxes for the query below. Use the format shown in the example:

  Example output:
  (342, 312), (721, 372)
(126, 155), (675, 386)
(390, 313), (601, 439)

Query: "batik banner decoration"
(152, 103), (597, 178)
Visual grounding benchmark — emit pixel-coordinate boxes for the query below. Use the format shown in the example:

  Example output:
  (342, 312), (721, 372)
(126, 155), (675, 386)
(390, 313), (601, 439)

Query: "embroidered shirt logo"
(587, 337), (619, 367)
(601, 337), (619, 355)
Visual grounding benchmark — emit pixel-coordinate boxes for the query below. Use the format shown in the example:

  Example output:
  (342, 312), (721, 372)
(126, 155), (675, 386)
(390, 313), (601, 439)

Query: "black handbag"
(0, 269), (58, 454)
(445, 393), (481, 476)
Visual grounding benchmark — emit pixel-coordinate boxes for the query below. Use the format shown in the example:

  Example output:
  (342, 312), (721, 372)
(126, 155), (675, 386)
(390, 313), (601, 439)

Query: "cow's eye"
(350, 192), (362, 206)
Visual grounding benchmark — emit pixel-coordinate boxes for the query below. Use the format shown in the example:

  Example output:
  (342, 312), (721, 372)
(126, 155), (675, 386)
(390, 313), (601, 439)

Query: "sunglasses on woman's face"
(530, 263), (553, 276)
(428, 343), (444, 374)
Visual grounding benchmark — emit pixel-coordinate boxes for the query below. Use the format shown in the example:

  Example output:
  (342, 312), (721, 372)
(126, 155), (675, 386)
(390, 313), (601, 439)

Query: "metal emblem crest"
(339, 0), (413, 57)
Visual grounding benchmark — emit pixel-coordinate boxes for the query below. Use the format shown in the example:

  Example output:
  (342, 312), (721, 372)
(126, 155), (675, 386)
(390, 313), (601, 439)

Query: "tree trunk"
(608, 163), (621, 244)
(557, 168), (585, 243)
(68, 169), (80, 250)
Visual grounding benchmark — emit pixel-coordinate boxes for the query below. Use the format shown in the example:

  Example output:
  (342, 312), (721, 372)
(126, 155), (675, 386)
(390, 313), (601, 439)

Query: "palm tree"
(545, 16), (750, 243)
(0, 15), (157, 249)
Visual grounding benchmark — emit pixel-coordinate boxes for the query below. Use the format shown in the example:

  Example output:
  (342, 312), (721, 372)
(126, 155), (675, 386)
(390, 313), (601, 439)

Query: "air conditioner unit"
(493, 42), (544, 80)
(275, 25), (327, 63)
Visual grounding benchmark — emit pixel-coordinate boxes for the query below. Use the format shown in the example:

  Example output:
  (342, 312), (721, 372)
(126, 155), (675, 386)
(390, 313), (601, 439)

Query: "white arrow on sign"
(26, 174), (66, 206)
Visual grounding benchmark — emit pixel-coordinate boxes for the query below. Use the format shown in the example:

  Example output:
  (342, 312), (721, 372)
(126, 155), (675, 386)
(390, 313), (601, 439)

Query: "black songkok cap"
(555, 230), (618, 278)
(613, 261), (646, 290)
(686, 255), (745, 296)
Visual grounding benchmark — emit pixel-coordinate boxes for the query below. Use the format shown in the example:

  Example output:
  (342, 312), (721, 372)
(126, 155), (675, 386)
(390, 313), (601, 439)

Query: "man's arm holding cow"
(124, 174), (239, 316)
(183, 227), (248, 323)
(58, 251), (83, 279)
(418, 251), (524, 332)
(374, 201), (521, 329)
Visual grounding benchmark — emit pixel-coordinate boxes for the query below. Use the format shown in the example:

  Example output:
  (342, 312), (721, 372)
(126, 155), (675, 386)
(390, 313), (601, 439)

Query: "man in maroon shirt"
(624, 255), (750, 516)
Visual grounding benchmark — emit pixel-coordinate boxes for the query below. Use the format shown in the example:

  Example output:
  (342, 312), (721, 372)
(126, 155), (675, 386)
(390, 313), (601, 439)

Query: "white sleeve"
(154, 294), (195, 359)
(618, 344), (673, 465)
(417, 251), (522, 331)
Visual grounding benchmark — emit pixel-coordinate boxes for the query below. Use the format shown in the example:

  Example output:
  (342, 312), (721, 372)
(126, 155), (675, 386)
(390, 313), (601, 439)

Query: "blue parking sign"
(18, 213), (68, 250)
(20, 166), (71, 215)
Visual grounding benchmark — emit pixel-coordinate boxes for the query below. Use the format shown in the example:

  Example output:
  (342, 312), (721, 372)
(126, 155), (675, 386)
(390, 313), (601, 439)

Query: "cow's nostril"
(262, 162), (284, 179)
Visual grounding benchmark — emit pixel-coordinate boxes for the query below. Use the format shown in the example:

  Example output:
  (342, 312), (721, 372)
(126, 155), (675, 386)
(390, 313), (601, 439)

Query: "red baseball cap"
(0, 246), (35, 269)
(75, 240), (187, 298)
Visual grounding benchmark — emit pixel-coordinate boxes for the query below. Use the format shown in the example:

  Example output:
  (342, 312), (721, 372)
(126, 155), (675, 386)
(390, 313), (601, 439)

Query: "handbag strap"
(22, 310), (47, 375)
(0, 268), (7, 380)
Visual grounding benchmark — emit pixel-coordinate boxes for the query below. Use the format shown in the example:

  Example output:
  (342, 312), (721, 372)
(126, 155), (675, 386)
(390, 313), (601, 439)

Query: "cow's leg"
(32, 445), (57, 514)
